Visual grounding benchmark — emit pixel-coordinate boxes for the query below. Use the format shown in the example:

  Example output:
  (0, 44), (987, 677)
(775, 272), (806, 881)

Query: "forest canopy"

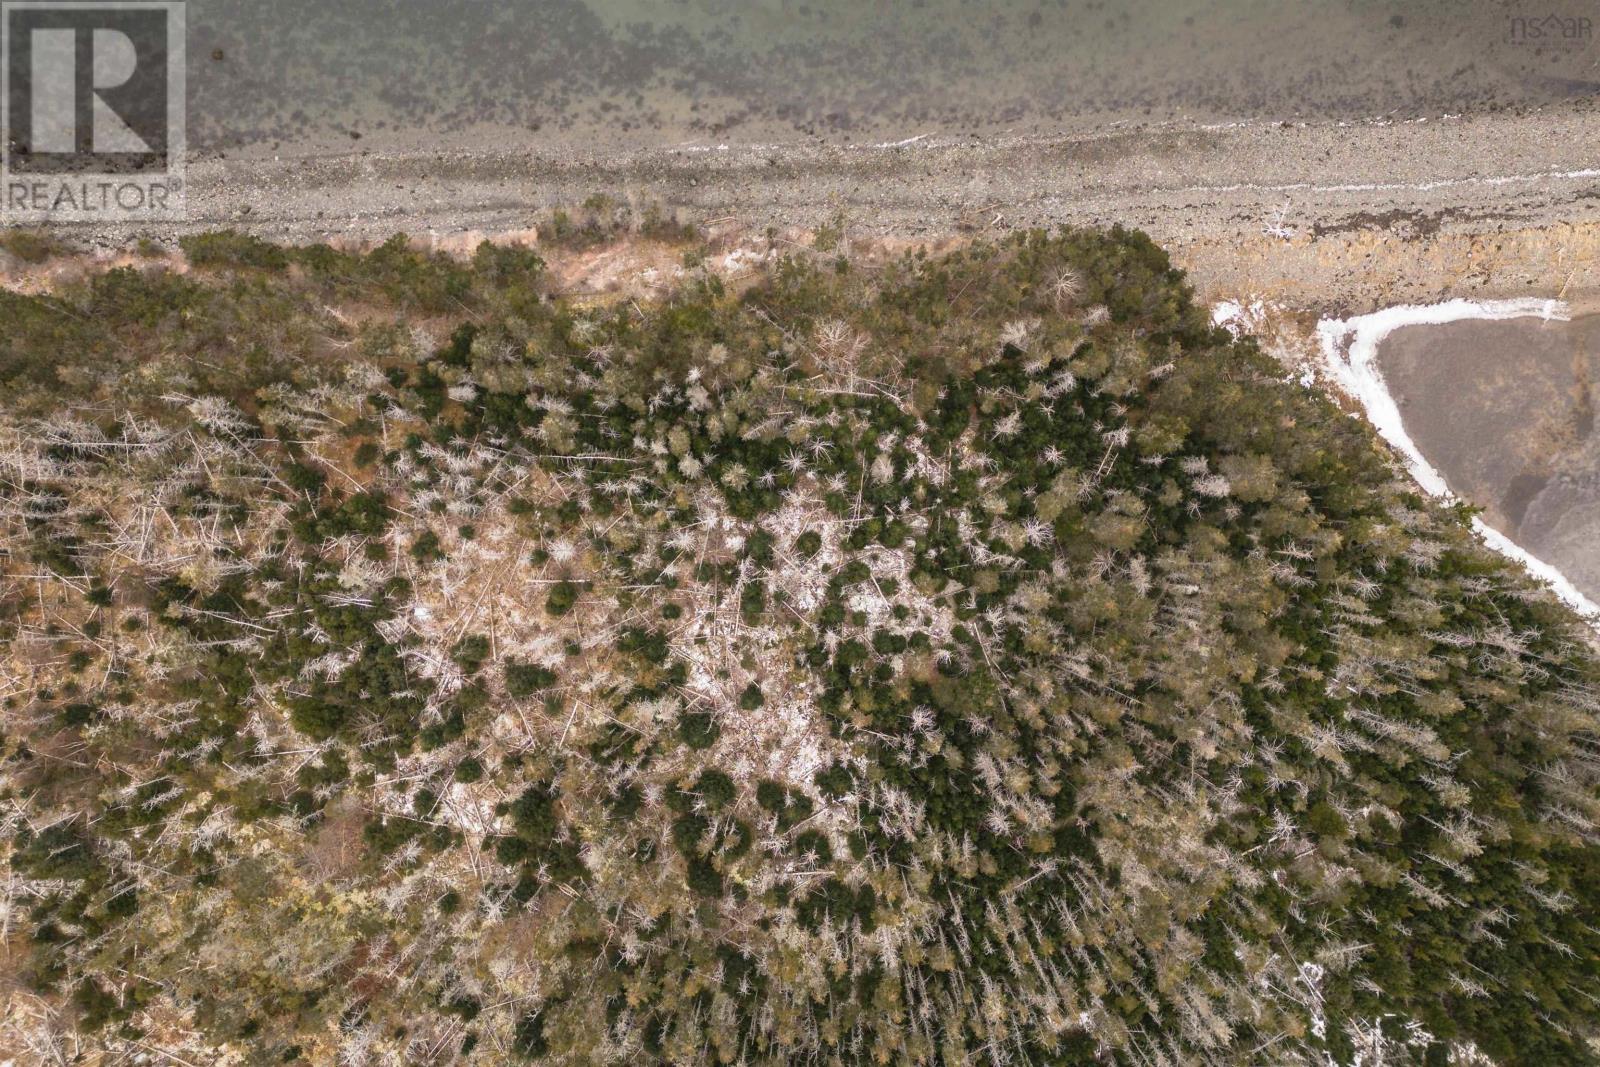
(1, 227), (1598, 1066)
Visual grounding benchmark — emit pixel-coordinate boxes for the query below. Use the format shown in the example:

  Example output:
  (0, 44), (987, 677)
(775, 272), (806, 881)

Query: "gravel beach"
(23, 101), (1598, 319)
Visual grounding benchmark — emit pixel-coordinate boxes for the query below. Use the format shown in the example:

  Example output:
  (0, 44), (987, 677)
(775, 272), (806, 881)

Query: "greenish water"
(184, 0), (1599, 155)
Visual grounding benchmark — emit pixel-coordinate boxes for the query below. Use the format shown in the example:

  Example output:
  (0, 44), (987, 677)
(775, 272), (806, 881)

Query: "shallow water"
(181, 0), (1600, 156)
(1377, 315), (1600, 603)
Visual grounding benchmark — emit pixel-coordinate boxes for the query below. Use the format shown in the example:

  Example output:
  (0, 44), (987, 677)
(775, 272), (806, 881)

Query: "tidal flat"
(184, 0), (1600, 157)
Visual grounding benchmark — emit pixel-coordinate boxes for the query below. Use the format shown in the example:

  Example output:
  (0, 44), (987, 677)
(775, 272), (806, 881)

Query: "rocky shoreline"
(6, 102), (1593, 315)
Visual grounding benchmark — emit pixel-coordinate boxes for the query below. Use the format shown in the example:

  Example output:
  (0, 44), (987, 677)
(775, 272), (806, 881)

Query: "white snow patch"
(1212, 297), (1317, 386)
(1316, 299), (1599, 623)
(1212, 298), (1271, 336)
(1187, 166), (1600, 196)
(721, 247), (773, 274)
(871, 133), (930, 149)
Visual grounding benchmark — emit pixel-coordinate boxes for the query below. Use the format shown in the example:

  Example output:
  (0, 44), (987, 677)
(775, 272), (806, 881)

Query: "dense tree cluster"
(2, 227), (1598, 1065)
